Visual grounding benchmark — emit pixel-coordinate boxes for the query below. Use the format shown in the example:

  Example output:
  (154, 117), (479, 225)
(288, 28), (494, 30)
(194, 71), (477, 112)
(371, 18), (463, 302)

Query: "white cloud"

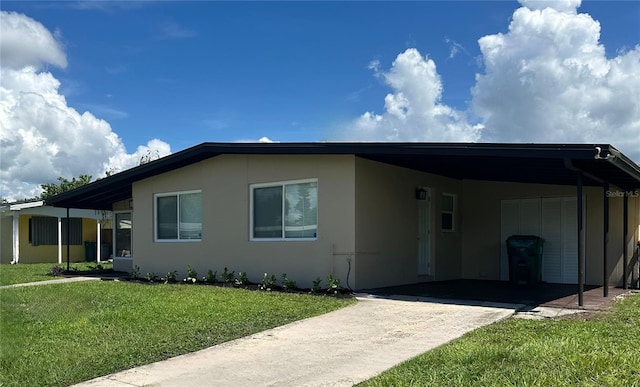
(0, 11), (67, 70)
(235, 136), (278, 143)
(473, 0), (640, 160)
(338, 1), (640, 162)
(0, 11), (171, 201)
(337, 48), (482, 142)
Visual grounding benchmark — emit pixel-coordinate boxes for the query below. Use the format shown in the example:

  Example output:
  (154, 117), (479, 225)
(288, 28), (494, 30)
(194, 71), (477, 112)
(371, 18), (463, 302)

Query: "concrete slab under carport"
(74, 296), (515, 387)
(366, 279), (633, 311)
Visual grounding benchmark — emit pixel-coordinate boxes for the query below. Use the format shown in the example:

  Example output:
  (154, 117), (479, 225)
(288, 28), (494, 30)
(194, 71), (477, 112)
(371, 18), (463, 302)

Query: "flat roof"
(45, 142), (640, 210)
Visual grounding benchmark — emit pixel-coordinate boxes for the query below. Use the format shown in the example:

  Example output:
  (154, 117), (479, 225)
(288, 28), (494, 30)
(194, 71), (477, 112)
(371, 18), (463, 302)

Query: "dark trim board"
(45, 142), (640, 210)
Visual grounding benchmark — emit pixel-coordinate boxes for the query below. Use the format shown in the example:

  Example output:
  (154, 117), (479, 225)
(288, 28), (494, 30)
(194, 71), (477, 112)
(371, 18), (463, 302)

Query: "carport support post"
(577, 173), (584, 307)
(623, 194), (629, 290)
(603, 184), (609, 297)
(66, 207), (71, 272)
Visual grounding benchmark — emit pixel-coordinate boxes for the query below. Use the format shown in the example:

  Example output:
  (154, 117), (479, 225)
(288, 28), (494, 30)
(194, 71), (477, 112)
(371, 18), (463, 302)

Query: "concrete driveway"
(76, 295), (516, 387)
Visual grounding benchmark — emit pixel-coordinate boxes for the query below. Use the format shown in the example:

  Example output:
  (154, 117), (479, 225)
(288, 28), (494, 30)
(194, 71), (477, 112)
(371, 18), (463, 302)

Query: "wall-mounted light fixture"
(415, 187), (428, 200)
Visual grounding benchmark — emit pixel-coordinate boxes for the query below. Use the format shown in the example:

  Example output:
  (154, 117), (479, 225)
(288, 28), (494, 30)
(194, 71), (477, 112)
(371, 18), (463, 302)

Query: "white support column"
(12, 214), (19, 263)
(57, 217), (62, 264)
(96, 220), (101, 262)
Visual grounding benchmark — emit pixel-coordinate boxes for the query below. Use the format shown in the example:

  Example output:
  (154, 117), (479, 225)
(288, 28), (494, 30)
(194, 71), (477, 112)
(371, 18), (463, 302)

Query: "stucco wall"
(15, 215), (97, 263)
(461, 180), (640, 286)
(1, 214), (13, 264)
(131, 154), (356, 288)
(353, 158), (463, 289)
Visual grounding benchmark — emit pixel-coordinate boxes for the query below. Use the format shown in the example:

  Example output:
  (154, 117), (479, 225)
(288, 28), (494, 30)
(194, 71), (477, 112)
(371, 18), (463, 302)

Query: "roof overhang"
(45, 142), (640, 210)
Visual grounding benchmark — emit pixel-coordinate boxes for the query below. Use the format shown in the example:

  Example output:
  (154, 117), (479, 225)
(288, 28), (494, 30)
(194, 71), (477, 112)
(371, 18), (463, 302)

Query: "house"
(0, 200), (112, 264)
(45, 142), (640, 303)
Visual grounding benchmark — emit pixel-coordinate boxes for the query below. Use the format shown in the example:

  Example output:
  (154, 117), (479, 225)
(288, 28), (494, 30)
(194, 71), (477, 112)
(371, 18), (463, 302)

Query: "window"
(441, 193), (455, 232)
(155, 191), (202, 241)
(29, 216), (82, 246)
(251, 179), (318, 240)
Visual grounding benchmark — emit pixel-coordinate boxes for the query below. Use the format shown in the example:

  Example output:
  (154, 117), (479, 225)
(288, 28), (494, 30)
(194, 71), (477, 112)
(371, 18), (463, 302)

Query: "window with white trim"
(441, 193), (455, 232)
(251, 179), (318, 240)
(155, 191), (202, 241)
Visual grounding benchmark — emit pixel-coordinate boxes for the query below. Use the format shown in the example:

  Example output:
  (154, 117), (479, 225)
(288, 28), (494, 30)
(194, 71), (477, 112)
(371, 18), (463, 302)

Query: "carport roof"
(45, 142), (640, 210)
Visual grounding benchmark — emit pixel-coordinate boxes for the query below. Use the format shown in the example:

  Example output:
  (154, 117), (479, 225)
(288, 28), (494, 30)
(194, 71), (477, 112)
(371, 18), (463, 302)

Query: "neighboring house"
(45, 143), (640, 299)
(0, 200), (112, 264)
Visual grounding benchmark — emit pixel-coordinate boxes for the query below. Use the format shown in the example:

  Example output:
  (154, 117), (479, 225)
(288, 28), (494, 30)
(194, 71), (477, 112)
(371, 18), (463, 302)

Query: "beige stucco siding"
(461, 180), (640, 286)
(353, 158), (463, 289)
(132, 154), (356, 288)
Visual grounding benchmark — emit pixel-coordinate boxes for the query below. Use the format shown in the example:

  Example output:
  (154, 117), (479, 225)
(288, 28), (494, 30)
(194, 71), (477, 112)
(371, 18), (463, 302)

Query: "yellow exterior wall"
(461, 180), (640, 286)
(132, 154), (356, 288)
(16, 215), (97, 264)
(1, 214), (13, 264)
(353, 158), (463, 289)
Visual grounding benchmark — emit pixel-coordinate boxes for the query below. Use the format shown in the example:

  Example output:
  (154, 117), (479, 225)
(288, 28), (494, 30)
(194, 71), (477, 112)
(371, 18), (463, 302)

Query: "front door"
(418, 190), (431, 275)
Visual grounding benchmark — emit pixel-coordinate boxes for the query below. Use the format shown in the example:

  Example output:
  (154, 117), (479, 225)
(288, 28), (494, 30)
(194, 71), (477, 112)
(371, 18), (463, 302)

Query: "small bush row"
(129, 264), (346, 295)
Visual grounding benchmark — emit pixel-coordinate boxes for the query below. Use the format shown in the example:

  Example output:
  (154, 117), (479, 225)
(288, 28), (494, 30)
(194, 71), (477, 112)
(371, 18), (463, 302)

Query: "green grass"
(360, 293), (640, 387)
(0, 281), (355, 387)
(0, 262), (113, 286)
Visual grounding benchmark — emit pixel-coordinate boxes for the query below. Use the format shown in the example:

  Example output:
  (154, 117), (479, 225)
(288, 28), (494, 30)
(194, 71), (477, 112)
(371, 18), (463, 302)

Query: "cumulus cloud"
(339, 0), (640, 162)
(337, 48), (482, 142)
(473, 0), (640, 159)
(0, 12), (68, 70)
(0, 11), (171, 201)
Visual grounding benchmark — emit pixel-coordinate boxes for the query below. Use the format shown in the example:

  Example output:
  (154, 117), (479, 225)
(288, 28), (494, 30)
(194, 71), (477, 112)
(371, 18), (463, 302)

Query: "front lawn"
(0, 262), (113, 286)
(360, 293), (640, 387)
(0, 281), (355, 387)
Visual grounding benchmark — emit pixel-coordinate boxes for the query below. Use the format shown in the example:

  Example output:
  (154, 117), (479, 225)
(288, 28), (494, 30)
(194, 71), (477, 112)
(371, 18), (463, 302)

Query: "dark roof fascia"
(44, 142), (640, 209)
(607, 145), (640, 189)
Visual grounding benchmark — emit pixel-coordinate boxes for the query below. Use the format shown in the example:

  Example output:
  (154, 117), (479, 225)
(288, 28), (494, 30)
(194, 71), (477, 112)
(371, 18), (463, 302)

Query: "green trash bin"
(84, 242), (97, 262)
(506, 235), (544, 286)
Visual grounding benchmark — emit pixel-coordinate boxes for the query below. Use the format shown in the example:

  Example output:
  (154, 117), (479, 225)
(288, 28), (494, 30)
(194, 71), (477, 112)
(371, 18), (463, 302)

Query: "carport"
(44, 142), (640, 305)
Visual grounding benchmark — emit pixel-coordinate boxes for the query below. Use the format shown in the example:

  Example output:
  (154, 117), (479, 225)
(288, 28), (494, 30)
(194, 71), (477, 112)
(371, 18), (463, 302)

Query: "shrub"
(221, 267), (235, 284)
(184, 264), (198, 284)
(310, 277), (322, 294)
(259, 273), (277, 291)
(281, 273), (297, 291)
(203, 269), (217, 284)
(130, 265), (140, 279)
(48, 265), (65, 277)
(146, 272), (160, 282)
(162, 270), (178, 284)
(235, 272), (249, 286)
(326, 274), (341, 294)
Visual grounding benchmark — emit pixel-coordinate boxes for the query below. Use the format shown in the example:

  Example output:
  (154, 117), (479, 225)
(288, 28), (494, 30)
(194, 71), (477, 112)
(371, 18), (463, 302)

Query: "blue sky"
(1, 1), (639, 200)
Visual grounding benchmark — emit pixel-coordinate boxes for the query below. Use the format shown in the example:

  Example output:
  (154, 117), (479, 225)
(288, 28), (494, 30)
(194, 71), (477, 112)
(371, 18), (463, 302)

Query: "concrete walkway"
(75, 295), (516, 387)
(0, 276), (101, 289)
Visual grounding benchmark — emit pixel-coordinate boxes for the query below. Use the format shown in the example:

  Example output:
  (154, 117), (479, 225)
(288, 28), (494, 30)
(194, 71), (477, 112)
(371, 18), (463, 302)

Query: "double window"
(251, 179), (318, 240)
(441, 193), (456, 232)
(155, 191), (202, 241)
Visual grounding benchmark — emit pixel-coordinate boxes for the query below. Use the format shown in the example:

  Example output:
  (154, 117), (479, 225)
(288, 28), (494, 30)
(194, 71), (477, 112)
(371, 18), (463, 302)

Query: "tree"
(40, 174), (93, 199)
(139, 149), (160, 165)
